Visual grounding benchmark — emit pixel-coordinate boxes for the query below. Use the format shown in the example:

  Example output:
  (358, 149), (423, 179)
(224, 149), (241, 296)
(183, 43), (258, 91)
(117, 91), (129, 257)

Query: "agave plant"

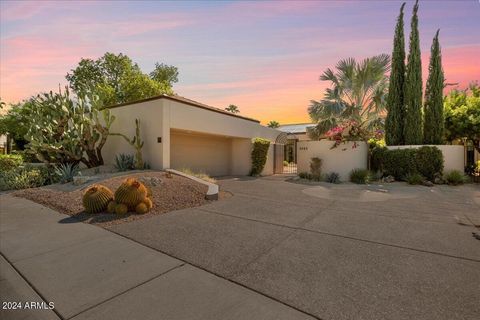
(308, 54), (390, 141)
(114, 154), (135, 172)
(54, 163), (80, 183)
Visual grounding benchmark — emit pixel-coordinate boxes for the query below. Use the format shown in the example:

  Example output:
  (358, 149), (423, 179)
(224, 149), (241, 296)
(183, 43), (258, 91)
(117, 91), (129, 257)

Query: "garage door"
(170, 130), (231, 176)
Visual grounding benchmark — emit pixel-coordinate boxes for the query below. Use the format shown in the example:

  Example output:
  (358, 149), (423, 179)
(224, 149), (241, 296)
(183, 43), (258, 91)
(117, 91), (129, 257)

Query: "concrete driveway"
(110, 176), (480, 320)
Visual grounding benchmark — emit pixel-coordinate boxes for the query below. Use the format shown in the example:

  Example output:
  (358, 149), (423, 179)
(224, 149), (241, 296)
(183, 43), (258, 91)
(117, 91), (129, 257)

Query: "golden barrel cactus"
(143, 197), (153, 210)
(114, 178), (148, 210)
(107, 201), (117, 214)
(83, 185), (114, 214)
(135, 202), (149, 214)
(115, 203), (128, 215)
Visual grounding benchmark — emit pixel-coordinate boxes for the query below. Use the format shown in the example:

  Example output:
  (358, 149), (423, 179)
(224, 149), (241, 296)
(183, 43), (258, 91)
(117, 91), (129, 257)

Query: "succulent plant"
(114, 178), (148, 210)
(143, 197), (153, 210)
(115, 203), (128, 215)
(135, 202), (149, 214)
(82, 184), (114, 214)
(107, 200), (117, 213)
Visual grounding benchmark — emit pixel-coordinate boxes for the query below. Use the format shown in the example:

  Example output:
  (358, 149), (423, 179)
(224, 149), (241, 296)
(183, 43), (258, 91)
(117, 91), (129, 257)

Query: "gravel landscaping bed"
(12, 171), (224, 226)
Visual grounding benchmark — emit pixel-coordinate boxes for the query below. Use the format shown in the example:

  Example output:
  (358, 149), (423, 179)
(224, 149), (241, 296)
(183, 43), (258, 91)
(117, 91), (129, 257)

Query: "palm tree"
(225, 104), (240, 114)
(267, 120), (280, 128)
(308, 54), (390, 140)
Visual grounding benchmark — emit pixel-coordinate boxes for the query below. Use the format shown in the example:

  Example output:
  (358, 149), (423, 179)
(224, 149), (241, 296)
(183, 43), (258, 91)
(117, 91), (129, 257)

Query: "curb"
(165, 169), (219, 200)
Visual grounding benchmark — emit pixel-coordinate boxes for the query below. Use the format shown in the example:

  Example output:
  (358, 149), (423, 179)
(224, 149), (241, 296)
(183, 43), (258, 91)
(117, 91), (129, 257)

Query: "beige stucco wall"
(231, 138), (252, 175)
(387, 145), (465, 173)
(102, 100), (165, 169)
(103, 98), (280, 176)
(297, 140), (368, 181)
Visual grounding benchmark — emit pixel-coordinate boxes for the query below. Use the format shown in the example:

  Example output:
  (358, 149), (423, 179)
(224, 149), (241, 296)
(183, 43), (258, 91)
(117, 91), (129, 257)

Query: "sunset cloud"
(1, 0), (479, 124)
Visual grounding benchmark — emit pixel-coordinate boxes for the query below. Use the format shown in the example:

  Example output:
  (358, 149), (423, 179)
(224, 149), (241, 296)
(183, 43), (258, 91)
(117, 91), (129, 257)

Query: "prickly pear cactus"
(114, 178), (148, 210)
(82, 185), (114, 214)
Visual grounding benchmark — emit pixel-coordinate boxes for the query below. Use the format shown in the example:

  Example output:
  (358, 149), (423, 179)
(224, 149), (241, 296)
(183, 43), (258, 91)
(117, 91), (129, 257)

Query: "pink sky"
(1, 0), (479, 124)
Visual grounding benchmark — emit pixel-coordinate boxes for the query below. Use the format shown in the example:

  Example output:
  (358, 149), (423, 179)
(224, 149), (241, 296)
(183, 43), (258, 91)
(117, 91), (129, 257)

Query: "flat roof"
(106, 94), (260, 123)
(277, 123), (315, 134)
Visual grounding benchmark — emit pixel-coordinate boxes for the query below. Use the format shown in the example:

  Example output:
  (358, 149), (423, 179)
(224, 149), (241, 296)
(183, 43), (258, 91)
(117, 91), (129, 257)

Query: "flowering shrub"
(325, 120), (378, 149)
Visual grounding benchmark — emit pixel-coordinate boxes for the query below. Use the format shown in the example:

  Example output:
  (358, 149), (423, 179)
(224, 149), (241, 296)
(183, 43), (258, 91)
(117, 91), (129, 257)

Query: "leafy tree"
(0, 101), (32, 149)
(25, 87), (115, 167)
(404, 0), (423, 144)
(149, 63), (179, 85)
(308, 54), (390, 140)
(423, 30), (444, 144)
(66, 52), (174, 106)
(385, 3), (406, 146)
(225, 104), (240, 113)
(267, 120), (280, 128)
(444, 83), (480, 152)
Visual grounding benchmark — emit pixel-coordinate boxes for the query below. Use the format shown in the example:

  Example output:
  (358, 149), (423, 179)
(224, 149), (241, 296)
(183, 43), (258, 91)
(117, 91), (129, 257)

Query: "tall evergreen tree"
(423, 30), (445, 144)
(404, 0), (423, 144)
(385, 3), (406, 146)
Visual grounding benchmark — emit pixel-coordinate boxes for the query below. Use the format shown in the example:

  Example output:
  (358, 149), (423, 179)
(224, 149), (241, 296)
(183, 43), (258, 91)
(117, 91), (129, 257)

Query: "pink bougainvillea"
(325, 120), (377, 149)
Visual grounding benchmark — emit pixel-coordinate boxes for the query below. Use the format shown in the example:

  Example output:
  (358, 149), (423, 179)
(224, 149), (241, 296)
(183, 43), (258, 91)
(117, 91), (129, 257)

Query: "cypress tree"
(385, 3), (406, 146)
(404, 0), (423, 145)
(423, 30), (444, 144)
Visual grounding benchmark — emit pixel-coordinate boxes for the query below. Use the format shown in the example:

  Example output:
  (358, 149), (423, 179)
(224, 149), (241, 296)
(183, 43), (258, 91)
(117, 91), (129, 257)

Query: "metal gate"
(274, 143), (284, 174)
(274, 132), (297, 174)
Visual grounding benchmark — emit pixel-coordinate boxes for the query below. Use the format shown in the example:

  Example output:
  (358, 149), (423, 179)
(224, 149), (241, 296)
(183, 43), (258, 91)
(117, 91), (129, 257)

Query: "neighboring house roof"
(106, 94), (260, 123)
(277, 123), (315, 134)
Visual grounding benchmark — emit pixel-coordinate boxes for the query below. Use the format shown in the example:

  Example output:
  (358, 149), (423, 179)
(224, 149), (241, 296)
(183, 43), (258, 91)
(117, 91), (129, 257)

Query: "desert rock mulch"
(13, 171), (224, 227)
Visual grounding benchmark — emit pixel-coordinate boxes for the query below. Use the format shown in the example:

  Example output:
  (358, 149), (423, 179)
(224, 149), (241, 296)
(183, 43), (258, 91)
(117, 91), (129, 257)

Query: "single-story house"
(103, 95), (281, 176)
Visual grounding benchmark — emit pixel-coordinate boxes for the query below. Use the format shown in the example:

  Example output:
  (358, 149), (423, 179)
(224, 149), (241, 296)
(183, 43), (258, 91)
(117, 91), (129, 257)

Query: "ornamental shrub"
(444, 170), (465, 186)
(0, 154), (23, 172)
(0, 167), (47, 191)
(406, 172), (424, 185)
(375, 146), (443, 181)
(383, 148), (418, 180)
(415, 146), (444, 180)
(325, 172), (341, 184)
(350, 168), (370, 184)
(370, 146), (388, 172)
(250, 138), (270, 176)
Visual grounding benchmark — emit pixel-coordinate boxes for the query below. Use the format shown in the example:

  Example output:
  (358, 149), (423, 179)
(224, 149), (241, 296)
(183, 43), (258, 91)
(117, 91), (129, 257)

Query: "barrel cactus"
(114, 178), (148, 210)
(143, 197), (153, 210)
(82, 185), (114, 214)
(135, 202), (149, 214)
(115, 203), (128, 215)
(107, 200), (117, 214)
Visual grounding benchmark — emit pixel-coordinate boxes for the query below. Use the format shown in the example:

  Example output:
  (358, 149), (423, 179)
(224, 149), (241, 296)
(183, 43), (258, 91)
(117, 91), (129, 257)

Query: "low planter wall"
(297, 140), (367, 181)
(386, 145), (464, 173)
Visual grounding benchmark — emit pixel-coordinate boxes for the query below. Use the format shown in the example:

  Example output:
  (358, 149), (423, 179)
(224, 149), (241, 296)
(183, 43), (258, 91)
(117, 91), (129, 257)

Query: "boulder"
(382, 175), (395, 183)
(422, 180), (434, 187)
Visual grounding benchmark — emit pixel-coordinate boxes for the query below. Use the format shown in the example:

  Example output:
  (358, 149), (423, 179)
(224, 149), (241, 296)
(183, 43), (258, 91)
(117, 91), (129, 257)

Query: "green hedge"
(415, 146), (444, 180)
(250, 138), (270, 176)
(0, 154), (23, 172)
(372, 146), (444, 181)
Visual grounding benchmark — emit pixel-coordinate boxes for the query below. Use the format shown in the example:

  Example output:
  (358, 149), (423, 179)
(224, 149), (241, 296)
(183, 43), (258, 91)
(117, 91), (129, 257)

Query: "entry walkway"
(0, 195), (314, 320)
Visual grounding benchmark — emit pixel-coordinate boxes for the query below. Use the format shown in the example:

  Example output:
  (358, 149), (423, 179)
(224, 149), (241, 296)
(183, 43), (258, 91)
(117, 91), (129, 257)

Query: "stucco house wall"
(297, 140), (368, 181)
(103, 95), (281, 176)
